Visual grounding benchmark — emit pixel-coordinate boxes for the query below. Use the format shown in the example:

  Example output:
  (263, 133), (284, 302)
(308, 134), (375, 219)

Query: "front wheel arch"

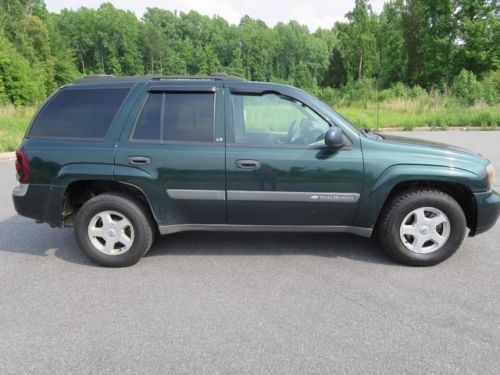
(374, 180), (476, 234)
(376, 188), (467, 266)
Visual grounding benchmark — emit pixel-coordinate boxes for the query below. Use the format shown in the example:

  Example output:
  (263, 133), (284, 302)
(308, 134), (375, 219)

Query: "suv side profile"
(12, 74), (500, 267)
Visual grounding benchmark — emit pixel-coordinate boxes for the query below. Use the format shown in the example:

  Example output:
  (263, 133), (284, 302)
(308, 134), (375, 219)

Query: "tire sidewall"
(385, 192), (466, 265)
(75, 196), (151, 267)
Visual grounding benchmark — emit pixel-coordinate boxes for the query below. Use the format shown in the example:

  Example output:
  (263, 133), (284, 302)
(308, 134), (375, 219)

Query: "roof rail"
(152, 73), (246, 82)
(74, 72), (246, 84)
(79, 74), (116, 79)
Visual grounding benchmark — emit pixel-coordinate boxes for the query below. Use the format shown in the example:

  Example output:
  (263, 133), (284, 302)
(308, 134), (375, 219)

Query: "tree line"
(0, 0), (498, 106)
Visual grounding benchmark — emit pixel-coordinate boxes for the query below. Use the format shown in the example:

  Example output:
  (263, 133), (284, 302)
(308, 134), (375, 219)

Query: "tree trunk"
(99, 45), (105, 73)
(358, 49), (363, 80)
(80, 54), (86, 74)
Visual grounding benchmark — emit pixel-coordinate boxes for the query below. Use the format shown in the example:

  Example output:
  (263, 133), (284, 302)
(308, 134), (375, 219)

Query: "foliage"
(337, 0), (378, 81)
(379, 82), (427, 101)
(0, 0), (498, 112)
(0, 32), (46, 105)
(451, 69), (498, 105)
(0, 0), (79, 105)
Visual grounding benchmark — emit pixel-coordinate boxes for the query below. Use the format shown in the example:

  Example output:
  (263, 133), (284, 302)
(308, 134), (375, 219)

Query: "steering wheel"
(289, 119), (312, 144)
(276, 120), (298, 144)
(279, 119), (324, 145)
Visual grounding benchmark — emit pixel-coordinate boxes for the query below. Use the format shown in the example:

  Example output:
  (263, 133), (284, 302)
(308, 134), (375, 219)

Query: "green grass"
(0, 105), (35, 152)
(245, 101), (310, 132)
(0, 98), (499, 152)
(335, 99), (499, 131)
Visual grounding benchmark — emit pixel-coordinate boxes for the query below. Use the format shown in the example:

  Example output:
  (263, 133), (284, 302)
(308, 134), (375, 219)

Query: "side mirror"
(324, 127), (345, 149)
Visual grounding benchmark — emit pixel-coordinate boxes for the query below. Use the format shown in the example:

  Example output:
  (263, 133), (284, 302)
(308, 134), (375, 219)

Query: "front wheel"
(377, 189), (466, 266)
(74, 193), (155, 267)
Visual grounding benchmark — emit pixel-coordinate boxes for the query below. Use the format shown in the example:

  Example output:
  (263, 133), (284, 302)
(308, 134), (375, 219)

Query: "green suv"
(12, 74), (499, 267)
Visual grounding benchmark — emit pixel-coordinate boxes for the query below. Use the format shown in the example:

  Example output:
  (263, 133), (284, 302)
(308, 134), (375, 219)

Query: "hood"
(361, 132), (491, 191)
(379, 133), (481, 157)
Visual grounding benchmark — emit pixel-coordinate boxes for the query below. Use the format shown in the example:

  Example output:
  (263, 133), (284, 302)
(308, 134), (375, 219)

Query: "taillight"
(15, 148), (30, 183)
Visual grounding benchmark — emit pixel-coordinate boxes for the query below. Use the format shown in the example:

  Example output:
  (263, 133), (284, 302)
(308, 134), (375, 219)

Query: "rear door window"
(131, 92), (215, 143)
(29, 88), (129, 139)
(163, 93), (214, 143)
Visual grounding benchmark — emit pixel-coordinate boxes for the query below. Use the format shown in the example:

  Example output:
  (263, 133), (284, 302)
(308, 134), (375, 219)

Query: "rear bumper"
(473, 189), (500, 236)
(12, 183), (64, 227)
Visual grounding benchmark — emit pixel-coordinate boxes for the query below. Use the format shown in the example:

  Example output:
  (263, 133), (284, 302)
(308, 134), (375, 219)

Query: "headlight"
(487, 162), (495, 188)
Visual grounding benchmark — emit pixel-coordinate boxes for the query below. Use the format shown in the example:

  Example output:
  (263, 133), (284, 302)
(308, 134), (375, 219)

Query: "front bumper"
(473, 189), (500, 235)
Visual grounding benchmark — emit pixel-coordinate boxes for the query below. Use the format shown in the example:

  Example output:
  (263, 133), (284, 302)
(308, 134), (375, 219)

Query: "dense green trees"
(0, 0), (79, 104)
(0, 0), (498, 106)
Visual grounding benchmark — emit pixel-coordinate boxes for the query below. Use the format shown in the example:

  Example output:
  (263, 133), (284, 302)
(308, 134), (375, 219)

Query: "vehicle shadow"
(0, 215), (394, 266)
(0, 215), (90, 265)
(148, 231), (394, 265)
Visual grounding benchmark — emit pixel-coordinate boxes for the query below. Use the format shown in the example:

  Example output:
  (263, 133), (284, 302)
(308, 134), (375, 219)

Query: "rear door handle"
(128, 156), (151, 165)
(235, 159), (261, 170)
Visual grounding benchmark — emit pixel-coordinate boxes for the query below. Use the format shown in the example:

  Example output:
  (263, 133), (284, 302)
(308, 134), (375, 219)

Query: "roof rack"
(74, 73), (246, 84)
(153, 73), (246, 82)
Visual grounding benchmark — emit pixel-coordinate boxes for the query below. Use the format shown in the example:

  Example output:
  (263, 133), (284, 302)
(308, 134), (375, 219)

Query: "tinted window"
(163, 93), (214, 142)
(132, 93), (215, 143)
(30, 88), (129, 139)
(131, 94), (162, 141)
(232, 93), (329, 146)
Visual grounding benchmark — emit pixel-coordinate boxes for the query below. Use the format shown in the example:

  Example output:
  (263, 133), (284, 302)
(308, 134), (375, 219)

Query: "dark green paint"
(12, 78), (500, 237)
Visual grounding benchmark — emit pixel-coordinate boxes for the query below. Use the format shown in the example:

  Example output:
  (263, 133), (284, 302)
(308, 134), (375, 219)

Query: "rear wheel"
(74, 193), (154, 267)
(377, 189), (466, 266)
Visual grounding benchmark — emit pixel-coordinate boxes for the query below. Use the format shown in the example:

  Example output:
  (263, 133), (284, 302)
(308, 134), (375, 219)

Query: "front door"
(114, 82), (226, 227)
(225, 89), (363, 226)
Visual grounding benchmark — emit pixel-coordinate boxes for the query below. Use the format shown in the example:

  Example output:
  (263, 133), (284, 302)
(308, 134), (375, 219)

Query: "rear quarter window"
(29, 88), (130, 139)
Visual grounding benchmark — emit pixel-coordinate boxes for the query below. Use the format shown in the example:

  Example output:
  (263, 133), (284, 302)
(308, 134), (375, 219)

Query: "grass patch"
(0, 106), (35, 152)
(335, 99), (499, 131)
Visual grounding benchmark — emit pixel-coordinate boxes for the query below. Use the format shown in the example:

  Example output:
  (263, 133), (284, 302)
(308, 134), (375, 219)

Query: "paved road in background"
(0, 131), (499, 374)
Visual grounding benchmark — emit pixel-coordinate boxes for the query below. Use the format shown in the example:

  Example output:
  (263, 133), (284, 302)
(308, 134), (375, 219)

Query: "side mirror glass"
(324, 127), (345, 149)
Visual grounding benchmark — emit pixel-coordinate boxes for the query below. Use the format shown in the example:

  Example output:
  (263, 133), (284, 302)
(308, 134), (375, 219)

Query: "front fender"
(353, 164), (484, 228)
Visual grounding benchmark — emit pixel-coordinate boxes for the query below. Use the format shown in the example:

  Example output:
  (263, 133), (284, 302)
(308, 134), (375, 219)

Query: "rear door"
(114, 82), (226, 227)
(225, 85), (364, 226)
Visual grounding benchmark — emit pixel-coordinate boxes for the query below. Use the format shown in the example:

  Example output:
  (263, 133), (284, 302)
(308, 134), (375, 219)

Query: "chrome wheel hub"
(87, 210), (135, 255)
(399, 207), (450, 254)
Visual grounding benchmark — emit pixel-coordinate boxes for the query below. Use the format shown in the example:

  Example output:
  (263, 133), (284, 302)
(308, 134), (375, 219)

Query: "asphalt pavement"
(0, 131), (499, 374)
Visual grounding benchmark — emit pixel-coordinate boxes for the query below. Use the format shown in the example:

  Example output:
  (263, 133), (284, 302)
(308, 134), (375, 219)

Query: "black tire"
(74, 193), (155, 267)
(377, 189), (466, 266)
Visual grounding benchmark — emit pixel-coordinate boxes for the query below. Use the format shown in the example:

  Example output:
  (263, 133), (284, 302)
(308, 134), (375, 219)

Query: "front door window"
(232, 93), (329, 146)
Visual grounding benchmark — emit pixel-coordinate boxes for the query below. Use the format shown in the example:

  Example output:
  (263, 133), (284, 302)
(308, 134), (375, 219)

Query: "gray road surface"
(0, 131), (499, 374)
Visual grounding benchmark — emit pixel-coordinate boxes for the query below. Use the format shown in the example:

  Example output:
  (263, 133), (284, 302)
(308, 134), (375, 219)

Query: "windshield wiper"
(361, 127), (384, 140)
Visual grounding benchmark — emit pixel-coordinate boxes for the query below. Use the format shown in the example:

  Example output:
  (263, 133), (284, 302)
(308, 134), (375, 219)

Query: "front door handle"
(128, 156), (151, 165)
(235, 159), (261, 170)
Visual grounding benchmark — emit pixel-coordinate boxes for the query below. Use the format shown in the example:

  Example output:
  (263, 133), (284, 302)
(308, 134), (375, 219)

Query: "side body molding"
(166, 189), (361, 203)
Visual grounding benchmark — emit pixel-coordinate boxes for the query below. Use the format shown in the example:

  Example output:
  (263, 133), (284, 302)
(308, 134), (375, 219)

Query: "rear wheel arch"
(61, 180), (158, 228)
(74, 192), (155, 267)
